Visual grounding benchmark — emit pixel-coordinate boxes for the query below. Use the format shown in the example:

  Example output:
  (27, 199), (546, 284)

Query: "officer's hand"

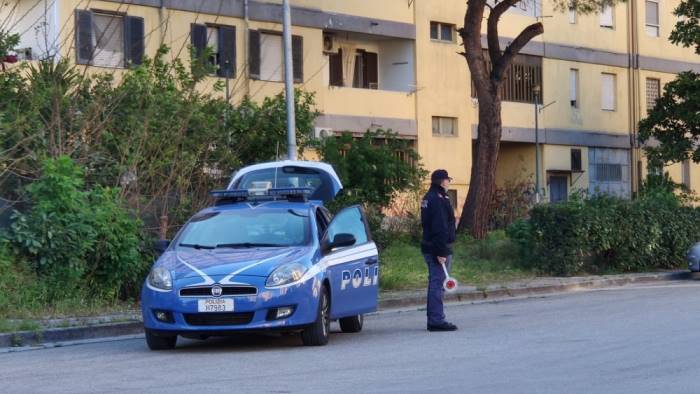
(437, 256), (447, 264)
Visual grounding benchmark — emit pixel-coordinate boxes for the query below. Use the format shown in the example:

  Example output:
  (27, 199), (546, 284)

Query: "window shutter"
(329, 49), (343, 86)
(571, 149), (582, 172)
(569, 69), (578, 107)
(364, 51), (378, 89)
(600, 5), (613, 27)
(124, 16), (144, 66)
(292, 35), (303, 83)
(249, 30), (261, 80)
(217, 25), (236, 78)
(645, 1), (658, 25)
(601, 73), (615, 110)
(191, 23), (207, 60)
(75, 10), (94, 65)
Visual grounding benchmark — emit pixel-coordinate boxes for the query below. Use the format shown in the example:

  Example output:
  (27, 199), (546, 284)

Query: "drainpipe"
(627, 0), (640, 197)
(244, 0), (250, 95)
(159, 0), (166, 47)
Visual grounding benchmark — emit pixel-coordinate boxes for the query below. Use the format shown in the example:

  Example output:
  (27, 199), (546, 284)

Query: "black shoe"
(427, 321), (458, 332)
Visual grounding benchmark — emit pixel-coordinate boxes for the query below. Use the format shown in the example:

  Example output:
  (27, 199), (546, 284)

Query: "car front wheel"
(145, 329), (177, 350)
(301, 286), (330, 346)
(339, 314), (363, 333)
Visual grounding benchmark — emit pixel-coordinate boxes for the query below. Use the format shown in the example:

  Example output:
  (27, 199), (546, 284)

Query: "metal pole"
(534, 90), (541, 203)
(282, 0), (297, 160)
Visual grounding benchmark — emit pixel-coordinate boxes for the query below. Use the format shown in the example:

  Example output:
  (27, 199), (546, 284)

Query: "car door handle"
(365, 258), (378, 265)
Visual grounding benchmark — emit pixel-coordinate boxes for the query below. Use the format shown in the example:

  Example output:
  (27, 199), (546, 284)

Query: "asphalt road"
(2, 281), (699, 394)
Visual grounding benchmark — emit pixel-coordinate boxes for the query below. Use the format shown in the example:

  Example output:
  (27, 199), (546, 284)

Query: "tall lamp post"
(533, 85), (542, 203)
(282, 0), (297, 160)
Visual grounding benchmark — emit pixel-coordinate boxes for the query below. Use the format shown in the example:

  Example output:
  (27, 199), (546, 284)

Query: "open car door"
(321, 205), (379, 318)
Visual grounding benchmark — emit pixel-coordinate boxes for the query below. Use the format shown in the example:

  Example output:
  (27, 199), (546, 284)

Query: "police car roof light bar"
(210, 189), (250, 204)
(267, 187), (313, 202)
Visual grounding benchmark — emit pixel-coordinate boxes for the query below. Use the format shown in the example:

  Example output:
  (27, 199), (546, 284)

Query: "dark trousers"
(423, 253), (453, 325)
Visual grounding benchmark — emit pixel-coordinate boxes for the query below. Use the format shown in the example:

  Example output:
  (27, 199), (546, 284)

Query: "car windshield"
(175, 209), (310, 249)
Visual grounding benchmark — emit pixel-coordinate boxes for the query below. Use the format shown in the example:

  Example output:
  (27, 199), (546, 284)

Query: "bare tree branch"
(493, 22), (543, 81)
(487, 0), (520, 65)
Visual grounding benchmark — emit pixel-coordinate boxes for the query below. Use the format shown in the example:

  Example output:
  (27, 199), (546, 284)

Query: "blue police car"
(141, 161), (379, 349)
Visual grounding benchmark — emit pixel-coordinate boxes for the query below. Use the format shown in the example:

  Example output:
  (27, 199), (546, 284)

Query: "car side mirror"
(325, 233), (356, 252)
(153, 239), (170, 254)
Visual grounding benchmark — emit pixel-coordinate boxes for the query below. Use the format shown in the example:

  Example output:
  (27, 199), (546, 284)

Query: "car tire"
(301, 286), (330, 346)
(339, 314), (363, 333)
(145, 329), (177, 350)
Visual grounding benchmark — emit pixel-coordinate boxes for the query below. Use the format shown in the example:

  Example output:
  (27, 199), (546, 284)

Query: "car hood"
(156, 246), (312, 280)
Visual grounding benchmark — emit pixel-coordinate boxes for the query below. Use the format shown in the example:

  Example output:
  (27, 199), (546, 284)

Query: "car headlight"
(266, 263), (309, 287)
(148, 267), (173, 291)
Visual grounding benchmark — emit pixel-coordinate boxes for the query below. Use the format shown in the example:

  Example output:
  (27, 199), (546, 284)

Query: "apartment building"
(3, 0), (699, 212)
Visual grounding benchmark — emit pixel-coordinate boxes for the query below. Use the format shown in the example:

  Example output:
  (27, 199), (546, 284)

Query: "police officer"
(421, 169), (458, 332)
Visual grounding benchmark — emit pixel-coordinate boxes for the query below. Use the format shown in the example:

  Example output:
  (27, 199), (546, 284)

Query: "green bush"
(508, 191), (700, 276)
(317, 129), (427, 249)
(7, 156), (148, 300)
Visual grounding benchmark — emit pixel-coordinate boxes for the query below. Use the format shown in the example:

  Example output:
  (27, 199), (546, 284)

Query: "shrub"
(7, 156), (148, 300)
(317, 129), (427, 249)
(489, 178), (534, 230)
(508, 191), (700, 276)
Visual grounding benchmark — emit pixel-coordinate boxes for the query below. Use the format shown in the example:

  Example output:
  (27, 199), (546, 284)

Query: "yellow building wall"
(542, 1), (630, 54)
(22, 0), (700, 206)
(495, 143), (536, 187)
(541, 60), (630, 134)
(636, 0), (698, 63)
(413, 0), (472, 214)
(543, 145), (589, 196)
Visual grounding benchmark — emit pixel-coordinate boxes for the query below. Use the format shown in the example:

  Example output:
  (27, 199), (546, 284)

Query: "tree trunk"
(457, 0), (542, 239)
(457, 91), (502, 238)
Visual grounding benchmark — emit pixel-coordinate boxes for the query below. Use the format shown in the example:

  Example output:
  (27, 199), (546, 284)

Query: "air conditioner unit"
(314, 127), (334, 139)
(322, 34), (336, 53)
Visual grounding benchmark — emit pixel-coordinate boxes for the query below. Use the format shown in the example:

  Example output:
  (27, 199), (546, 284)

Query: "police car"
(141, 161), (379, 349)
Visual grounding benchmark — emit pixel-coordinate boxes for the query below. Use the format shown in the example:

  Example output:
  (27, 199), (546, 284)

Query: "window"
(175, 210), (311, 248)
(75, 10), (144, 67)
(430, 21), (455, 42)
(353, 50), (379, 89)
(432, 116), (458, 136)
(329, 50), (343, 86)
(569, 69), (579, 108)
(601, 73), (616, 111)
(600, 5), (614, 28)
(646, 78), (661, 113)
(568, 1), (577, 24)
(472, 51), (542, 104)
(447, 190), (457, 211)
(571, 149), (582, 172)
(594, 163), (623, 182)
(261, 33), (283, 81)
(328, 48), (377, 89)
(315, 209), (329, 239)
(645, 0), (660, 37)
(191, 24), (236, 77)
(683, 160), (691, 189)
(325, 206), (369, 248)
(249, 30), (303, 83)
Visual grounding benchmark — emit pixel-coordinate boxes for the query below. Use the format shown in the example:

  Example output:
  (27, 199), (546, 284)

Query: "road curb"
(0, 271), (689, 349)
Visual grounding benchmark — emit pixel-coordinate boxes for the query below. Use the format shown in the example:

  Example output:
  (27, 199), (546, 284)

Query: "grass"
(379, 231), (534, 291)
(0, 230), (532, 333)
(0, 319), (41, 334)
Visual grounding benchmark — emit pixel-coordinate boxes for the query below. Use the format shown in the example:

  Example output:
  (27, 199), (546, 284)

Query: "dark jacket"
(420, 184), (456, 257)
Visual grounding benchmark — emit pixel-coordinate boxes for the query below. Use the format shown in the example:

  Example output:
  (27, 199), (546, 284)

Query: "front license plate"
(198, 298), (234, 313)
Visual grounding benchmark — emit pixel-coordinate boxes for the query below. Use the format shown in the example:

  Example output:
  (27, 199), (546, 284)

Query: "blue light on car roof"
(209, 188), (313, 204)
(209, 189), (250, 199)
(267, 188), (313, 197)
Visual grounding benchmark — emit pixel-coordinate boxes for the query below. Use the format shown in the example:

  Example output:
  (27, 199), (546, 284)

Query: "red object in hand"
(440, 262), (459, 293)
(3, 55), (18, 63)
